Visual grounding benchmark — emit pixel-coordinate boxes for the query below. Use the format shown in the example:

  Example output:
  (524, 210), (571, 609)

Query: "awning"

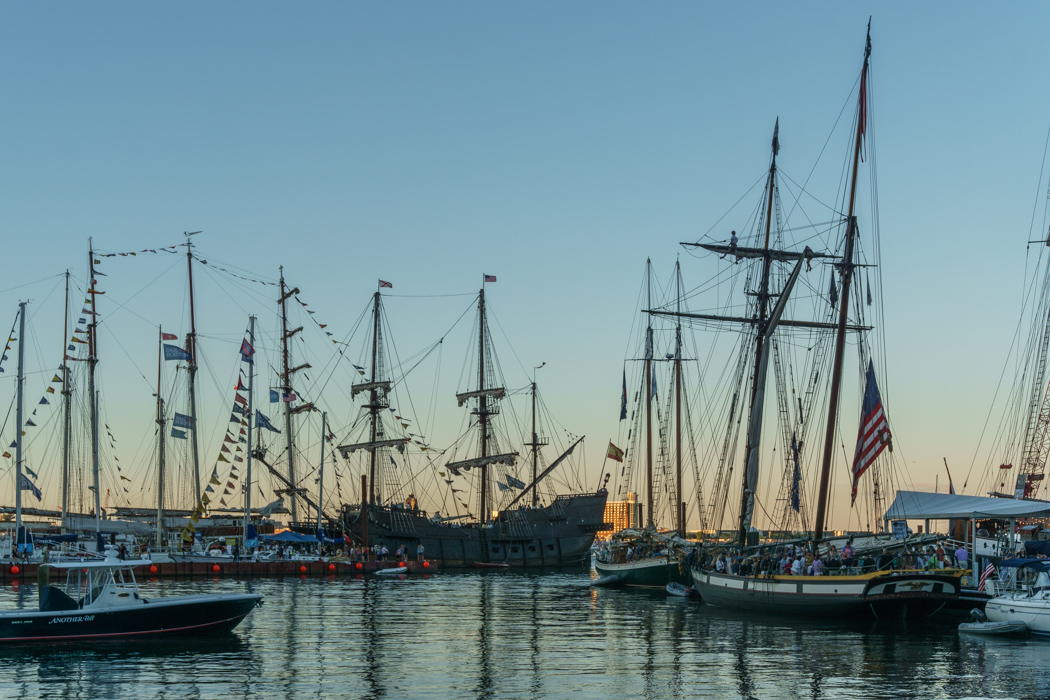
(883, 490), (1050, 520)
(261, 531), (319, 543)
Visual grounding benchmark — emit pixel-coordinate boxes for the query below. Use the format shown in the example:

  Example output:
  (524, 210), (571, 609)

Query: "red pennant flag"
(162, 332), (178, 340)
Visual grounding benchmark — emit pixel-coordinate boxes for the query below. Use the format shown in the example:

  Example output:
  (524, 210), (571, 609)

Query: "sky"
(3, 3), (1050, 532)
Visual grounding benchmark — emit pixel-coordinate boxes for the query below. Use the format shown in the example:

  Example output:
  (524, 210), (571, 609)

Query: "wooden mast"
(14, 301), (26, 542)
(478, 287), (490, 523)
(156, 326), (166, 548)
(318, 411), (326, 539)
(644, 259), (654, 527)
(813, 24), (871, 540)
(279, 267), (299, 522)
(368, 290), (381, 504)
(674, 261), (684, 536)
(60, 272), (72, 533)
(87, 240), (102, 538)
(244, 315), (255, 542)
(185, 233), (202, 502)
(736, 120), (780, 546)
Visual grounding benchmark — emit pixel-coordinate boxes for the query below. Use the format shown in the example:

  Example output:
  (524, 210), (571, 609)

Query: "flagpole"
(318, 411), (326, 546)
(185, 231), (202, 505)
(14, 301), (26, 546)
(87, 239), (102, 543)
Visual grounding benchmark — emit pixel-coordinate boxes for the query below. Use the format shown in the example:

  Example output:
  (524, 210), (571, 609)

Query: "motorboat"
(984, 558), (1050, 637)
(0, 547), (261, 642)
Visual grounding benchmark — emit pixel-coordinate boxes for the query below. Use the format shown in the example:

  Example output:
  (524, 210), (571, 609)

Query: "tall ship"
(338, 281), (608, 566)
(666, 24), (962, 617)
(593, 261), (694, 587)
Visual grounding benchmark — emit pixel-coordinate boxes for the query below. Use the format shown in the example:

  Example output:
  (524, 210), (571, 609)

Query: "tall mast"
(645, 260), (654, 527)
(813, 25), (871, 540)
(524, 363), (547, 507)
(244, 315), (255, 539)
(14, 301), (26, 539)
(185, 233), (202, 503)
(478, 288), (490, 522)
(88, 240), (101, 537)
(736, 120), (780, 546)
(674, 261), (684, 536)
(318, 411), (326, 537)
(279, 267), (299, 521)
(156, 326), (166, 548)
(60, 272), (72, 533)
(368, 290), (381, 504)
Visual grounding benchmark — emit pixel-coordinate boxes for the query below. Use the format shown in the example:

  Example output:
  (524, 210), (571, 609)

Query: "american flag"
(851, 360), (892, 504)
(484, 274), (497, 283)
(979, 562), (996, 592)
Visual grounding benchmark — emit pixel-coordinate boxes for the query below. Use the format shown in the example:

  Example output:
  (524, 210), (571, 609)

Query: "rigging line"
(1027, 120), (1050, 244)
(786, 70), (863, 225)
(690, 171), (770, 244)
(190, 253), (278, 286)
(385, 292), (478, 298)
(93, 257), (186, 332)
(778, 170), (844, 219)
(0, 273), (66, 297)
(98, 321), (154, 394)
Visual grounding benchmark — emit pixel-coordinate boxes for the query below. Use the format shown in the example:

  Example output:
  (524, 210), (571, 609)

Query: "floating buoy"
(10, 565), (19, 575)
(212, 564), (220, 573)
(423, 561), (430, 568)
(355, 562), (363, 570)
(149, 565), (158, 574)
(328, 563), (336, 571)
(300, 565), (307, 573)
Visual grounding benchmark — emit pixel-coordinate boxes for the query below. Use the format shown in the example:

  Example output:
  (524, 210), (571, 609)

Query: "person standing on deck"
(417, 544), (425, 562)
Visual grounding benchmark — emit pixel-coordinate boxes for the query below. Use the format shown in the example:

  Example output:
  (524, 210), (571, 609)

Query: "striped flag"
(606, 441), (625, 463)
(851, 360), (892, 504)
(979, 561), (996, 592)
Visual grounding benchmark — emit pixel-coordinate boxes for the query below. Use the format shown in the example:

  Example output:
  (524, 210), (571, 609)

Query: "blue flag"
(232, 403), (247, 415)
(171, 428), (187, 439)
(269, 389), (279, 403)
(173, 412), (194, 429)
(256, 410), (280, 433)
(246, 523), (259, 549)
(506, 476), (526, 489)
(19, 474), (42, 501)
(163, 344), (192, 361)
(497, 481), (510, 491)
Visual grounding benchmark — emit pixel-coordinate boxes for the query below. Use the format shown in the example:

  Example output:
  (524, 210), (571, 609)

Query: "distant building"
(598, 492), (642, 539)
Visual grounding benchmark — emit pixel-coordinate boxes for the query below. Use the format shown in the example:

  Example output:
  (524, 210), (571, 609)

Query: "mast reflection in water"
(0, 572), (1046, 699)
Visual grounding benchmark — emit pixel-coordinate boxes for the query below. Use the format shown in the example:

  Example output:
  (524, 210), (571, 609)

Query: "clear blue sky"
(3, 3), (1050, 529)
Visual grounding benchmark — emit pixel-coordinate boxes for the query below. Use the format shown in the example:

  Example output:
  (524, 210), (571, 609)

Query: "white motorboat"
(983, 559), (1050, 637)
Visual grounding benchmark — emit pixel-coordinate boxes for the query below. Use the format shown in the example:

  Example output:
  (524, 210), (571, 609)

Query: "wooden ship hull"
(340, 492), (609, 567)
(593, 556), (691, 588)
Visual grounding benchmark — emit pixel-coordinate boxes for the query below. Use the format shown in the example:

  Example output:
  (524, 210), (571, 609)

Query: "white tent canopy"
(884, 490), (1050, 521)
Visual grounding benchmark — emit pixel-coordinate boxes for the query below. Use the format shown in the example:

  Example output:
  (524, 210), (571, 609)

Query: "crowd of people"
(699, 540), (970, 577)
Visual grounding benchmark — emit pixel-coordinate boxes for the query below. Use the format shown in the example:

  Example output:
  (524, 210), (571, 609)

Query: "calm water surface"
(0, 567), (1042, 699)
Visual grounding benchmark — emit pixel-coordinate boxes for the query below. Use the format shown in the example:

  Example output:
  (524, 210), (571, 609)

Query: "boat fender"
(300, 566), (307, 573)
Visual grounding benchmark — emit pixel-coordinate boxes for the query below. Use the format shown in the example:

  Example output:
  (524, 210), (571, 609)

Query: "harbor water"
(0, 567), (1044, 699)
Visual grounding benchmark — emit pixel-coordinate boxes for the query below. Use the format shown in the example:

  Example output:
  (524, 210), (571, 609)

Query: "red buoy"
(10, 565), (19, 575)
(149, 565), (158, 574)
(300, 565), (307, 573)
(355, 562), (363, 570)
(423, 561), (430, 568)
(400, 561), (407, 567)
(328, 563), (336, 571)
(212, 564), (220, 573)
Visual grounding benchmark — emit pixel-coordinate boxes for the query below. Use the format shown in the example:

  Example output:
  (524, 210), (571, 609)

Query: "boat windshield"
(63, 566), (137, 605)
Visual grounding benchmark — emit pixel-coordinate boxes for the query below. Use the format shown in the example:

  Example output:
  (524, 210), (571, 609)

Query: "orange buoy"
(328, 563), (336, 571)
(300, 565), (307, 573)
(400, 561), (407, 567)
(10, 565), (19, 575)
(149, 565), (158, 574)
(423, 561), (430, 568)
(355, 562), (363, 570)
(212, 564), (220, 573)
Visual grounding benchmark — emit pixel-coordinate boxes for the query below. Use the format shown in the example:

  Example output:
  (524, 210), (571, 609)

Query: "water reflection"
(2, 571), (1050, 699)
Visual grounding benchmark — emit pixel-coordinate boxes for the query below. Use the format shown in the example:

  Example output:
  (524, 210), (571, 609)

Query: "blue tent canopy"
(1024, 541), (1050, 557)
(261, 531), (318, 543)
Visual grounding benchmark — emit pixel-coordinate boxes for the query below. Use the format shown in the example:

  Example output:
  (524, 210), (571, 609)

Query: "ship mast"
(60, 272), (72, 533)
(156, 326), (166, 548)
(525, 363), (547, 507)
(674, 261), (684, 536)
(14, 302), (26, 543)
(734, 120), (781, 546)
(318, 411), (326, 537)
(244, 315), (255, 539)
(368, 290), (381, 504)
(185, 232), (202, 502)
(645, 259), (654, 527)
(278, 267), (308, 521)
(479, 288), (490, 522)
(88, 240), (102, 538)
(813, 25), (871, 540)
